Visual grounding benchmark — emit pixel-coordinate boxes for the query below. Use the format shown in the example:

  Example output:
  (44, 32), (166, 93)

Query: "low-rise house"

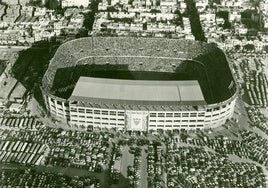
(9, 103), (22, 113)
(9, 81), (27, 104)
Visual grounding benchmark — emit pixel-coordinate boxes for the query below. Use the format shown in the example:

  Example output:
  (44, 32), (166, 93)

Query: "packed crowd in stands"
(56, 37), (210, 61)
(43, 37), (215, 92)
(0, 169), (99, 188)
(75, 56), (184, 73)
(166, 146), (266, 188)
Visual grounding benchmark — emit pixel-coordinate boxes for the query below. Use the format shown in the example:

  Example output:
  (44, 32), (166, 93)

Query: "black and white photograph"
(0, 0), (267, 187)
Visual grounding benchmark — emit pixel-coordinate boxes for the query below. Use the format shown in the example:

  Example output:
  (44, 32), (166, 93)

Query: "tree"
(244, 44), (255, 51)
(59, 28), (66, 36)
(107, 6), (118, 12)
(173, 9), (183, 26)
(44, 0), (61, 10)
(216, 11), (229, 20)
(234, 45), (241, 51)
(26, 25), (33, 37)
(83, 11), (94, 30)
(150, 9), (161, 13)
(223, 20), (231, 29)
(76, 28), (88, 38)
(27, 0), (43, 7)
(263, 45), (268, 52)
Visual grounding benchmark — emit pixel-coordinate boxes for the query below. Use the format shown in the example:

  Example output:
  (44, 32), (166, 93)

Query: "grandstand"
(42, 37), (238, 131)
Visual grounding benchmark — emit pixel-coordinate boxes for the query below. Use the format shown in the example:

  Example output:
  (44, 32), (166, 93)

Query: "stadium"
(42, 37), (238, 131)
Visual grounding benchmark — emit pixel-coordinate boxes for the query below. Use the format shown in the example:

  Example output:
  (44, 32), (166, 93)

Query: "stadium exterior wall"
(42, 91), (237, 131)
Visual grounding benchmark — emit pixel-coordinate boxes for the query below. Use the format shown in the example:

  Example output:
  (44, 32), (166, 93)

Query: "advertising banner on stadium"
(126, 111), (148, 131)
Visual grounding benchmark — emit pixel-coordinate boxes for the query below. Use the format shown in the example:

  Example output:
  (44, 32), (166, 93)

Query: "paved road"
(120, 146), (134, 178)
(139, 147), (148, 188)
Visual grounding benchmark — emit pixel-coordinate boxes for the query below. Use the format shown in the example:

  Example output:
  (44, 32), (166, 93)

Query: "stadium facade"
(42, 37), (238, 131)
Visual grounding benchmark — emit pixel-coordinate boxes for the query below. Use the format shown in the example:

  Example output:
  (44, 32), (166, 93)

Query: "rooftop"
(69, 77), (206, 106)
(0, 78), (17, 100)
(10, 81), (27, 100)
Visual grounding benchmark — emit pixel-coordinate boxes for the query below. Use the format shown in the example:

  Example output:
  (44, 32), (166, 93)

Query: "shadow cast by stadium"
(11, 42), (60, 109)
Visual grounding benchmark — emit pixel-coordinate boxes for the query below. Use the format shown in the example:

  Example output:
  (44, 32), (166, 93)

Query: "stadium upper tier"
(42, 37), (236, 105)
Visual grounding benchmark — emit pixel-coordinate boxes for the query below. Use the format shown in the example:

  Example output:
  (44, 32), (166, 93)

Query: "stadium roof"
(68, 77), (206, 106)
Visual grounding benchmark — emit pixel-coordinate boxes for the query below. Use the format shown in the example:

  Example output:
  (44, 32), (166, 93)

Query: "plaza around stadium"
(41, 37), (238, 131)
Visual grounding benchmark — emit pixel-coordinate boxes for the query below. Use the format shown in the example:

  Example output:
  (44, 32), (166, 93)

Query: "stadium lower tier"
(43, 94), (236, 131)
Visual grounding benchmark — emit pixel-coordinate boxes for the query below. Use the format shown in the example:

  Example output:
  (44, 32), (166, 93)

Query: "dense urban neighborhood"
(0, 0), (268, 187)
